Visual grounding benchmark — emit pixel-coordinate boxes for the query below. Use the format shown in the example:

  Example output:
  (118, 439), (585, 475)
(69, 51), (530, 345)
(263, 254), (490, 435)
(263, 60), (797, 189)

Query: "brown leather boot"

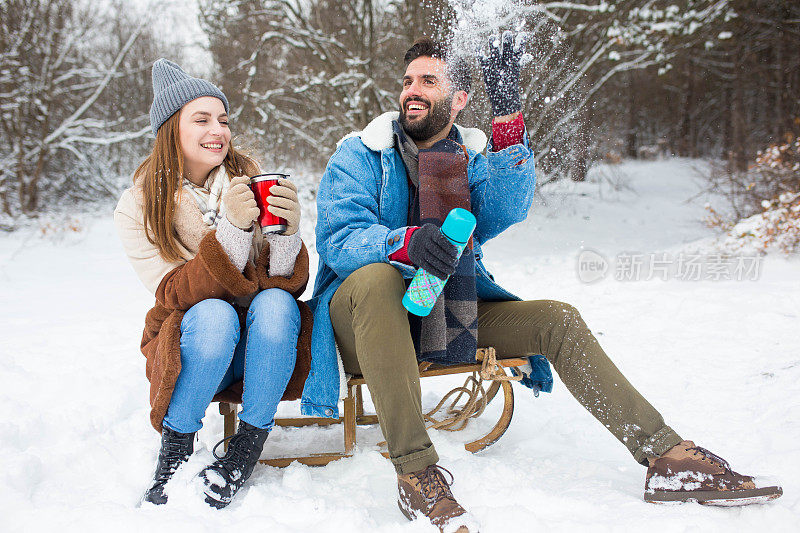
(397, 464), (479, 533)
(644, 440), (782, 505)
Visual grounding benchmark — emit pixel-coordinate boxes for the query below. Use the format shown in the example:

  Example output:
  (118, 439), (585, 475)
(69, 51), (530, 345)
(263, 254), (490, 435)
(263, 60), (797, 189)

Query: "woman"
(114, 59), (311, 508)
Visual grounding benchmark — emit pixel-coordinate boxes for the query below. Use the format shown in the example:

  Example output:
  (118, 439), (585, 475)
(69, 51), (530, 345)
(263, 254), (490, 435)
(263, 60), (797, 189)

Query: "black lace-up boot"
(200, 421), (269, 509)
(142, 426), (195, 505)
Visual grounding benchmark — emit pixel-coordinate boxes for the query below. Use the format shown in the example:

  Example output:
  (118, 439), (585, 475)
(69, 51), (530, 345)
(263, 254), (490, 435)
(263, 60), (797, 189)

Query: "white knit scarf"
(182, 166), (230, 228)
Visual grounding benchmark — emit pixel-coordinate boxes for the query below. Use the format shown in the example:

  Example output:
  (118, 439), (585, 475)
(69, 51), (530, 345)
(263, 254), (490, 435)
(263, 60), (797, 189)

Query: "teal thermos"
(402, 208), (477, 316)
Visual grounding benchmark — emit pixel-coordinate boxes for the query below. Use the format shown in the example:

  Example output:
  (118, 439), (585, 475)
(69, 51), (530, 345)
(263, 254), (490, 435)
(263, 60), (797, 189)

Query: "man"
(306, 34), (782, 532)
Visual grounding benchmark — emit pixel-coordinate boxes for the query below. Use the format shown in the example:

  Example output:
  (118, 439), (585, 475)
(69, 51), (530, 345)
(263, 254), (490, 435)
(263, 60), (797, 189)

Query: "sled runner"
(217, 348), (526, 466)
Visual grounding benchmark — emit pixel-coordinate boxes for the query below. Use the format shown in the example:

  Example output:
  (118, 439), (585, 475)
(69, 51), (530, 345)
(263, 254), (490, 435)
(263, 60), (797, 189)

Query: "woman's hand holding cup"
(223, 176), (260, 230)
(266, 178), (301, 236)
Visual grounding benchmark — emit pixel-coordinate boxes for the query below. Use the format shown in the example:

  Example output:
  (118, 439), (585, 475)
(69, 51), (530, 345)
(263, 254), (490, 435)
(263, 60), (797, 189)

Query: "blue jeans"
(162, 289), (300, 434)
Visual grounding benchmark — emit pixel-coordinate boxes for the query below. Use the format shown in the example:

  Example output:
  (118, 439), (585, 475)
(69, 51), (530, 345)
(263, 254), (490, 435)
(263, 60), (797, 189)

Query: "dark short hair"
(403, 38), (472, 94)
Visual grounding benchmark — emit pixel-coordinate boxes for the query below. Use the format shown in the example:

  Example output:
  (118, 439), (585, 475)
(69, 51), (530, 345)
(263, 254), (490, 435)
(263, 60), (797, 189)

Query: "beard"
(399, 94), (454, 142)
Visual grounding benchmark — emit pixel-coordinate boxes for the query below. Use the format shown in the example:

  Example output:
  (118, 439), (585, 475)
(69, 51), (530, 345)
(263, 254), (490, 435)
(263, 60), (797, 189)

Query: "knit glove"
(407, 223), (459, 280)
(223, 176), (259, 230)
(266, 178), (301, 236)
(479, 31), (525, 117)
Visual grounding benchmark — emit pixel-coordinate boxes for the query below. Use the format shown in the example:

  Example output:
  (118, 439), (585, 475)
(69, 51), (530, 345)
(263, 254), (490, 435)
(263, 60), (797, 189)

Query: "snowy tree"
(0, 0), (157, 217)
(588, 1), (799, 168)
(200, 0), (416, 170)
(192, 0), (798, 185)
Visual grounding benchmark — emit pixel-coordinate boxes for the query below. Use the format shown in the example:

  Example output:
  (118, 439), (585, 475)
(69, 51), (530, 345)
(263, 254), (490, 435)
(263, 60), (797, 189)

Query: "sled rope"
(423, 348), (522, 431)
(376, 348), (522, 448)
(477, 347), (523, 383)
(421, 373), (483, 431)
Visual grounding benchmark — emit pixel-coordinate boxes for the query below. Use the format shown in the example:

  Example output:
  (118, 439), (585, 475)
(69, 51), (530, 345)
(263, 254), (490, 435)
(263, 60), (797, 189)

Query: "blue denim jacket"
(303, 112), (552, 418)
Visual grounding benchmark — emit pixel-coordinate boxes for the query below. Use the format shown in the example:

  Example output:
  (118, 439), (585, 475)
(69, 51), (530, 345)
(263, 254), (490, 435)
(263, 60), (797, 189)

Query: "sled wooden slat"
(218, 353), (529, 467)
(260, 453), (352, 467)
(274, 417), (341, 427)
(357, 414), (379, 425)
(343, 390), (356, 453)
(218, 401), (237, 452)
(464, 378), (514, 452)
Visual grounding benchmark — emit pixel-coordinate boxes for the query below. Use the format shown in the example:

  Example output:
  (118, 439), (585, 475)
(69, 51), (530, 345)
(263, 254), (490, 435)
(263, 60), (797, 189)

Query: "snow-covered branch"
(42, 18), (147, 148)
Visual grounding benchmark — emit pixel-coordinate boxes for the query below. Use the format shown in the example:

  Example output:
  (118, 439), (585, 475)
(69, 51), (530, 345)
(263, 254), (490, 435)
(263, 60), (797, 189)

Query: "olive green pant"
(330, 263), (682, 474)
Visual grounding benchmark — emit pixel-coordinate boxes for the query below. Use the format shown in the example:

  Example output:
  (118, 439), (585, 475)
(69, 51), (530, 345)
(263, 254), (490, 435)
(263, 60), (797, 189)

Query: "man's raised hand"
(479, 31), (526, 118)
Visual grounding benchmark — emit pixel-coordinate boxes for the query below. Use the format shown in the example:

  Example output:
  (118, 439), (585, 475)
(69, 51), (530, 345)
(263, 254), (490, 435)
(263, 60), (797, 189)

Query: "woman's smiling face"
(178, 96), (231, 185)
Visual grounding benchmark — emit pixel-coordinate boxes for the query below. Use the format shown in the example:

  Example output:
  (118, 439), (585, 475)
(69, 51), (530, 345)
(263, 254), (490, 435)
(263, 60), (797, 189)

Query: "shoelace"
(155, 438), (192, 482)
(211, 431), (258, 475)
(688, 445), (732, 473)
(416, 465), (456, 504)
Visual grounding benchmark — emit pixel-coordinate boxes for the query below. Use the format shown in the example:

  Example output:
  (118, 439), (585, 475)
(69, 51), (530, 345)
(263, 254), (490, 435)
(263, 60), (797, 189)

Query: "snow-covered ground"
(1, 159), (798, 532)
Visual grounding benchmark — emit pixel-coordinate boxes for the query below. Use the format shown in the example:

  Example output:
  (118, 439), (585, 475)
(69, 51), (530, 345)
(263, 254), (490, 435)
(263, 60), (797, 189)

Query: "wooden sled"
(217, 347), (526, 467)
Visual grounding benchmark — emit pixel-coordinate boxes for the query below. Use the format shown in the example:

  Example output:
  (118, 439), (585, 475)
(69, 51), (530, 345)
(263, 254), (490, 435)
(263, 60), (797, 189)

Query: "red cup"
(249, 173), (288, 234)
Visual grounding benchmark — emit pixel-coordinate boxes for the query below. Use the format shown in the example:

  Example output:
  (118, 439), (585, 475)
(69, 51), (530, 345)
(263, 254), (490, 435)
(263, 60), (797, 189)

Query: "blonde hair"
(133, 110), (260, 262)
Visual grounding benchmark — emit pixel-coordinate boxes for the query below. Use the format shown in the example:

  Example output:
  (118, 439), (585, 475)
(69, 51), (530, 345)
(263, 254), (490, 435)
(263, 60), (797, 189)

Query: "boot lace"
(415, 465), (456, 505)
(688, 445), (732, 473)
(154, 436), (192, 483)
(212, 431), (259, 475)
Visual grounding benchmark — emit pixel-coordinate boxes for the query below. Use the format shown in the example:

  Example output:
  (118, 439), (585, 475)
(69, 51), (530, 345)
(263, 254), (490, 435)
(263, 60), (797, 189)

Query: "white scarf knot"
(182, 166), (231, 229)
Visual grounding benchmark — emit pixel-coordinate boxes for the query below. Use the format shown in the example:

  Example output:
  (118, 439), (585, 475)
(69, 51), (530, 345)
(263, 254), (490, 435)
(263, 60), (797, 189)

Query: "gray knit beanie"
(149, 58), (229, 135)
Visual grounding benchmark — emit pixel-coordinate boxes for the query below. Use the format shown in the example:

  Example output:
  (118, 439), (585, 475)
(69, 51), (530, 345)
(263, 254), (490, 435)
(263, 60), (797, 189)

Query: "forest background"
(1, 0), (798, 245)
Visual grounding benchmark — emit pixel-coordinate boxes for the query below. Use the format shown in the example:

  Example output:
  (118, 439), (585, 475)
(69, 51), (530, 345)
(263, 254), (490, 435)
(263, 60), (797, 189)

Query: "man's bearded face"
(399, 92), (454, 142)
(398, 56), (456, 142)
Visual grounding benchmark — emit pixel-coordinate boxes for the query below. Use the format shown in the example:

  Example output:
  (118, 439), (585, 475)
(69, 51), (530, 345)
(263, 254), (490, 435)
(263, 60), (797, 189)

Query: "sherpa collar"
(338, 111), (488, 153)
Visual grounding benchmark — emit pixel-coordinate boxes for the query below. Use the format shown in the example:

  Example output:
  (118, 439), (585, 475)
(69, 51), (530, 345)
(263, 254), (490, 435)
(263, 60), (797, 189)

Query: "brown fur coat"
(140, 232), (312, 432)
